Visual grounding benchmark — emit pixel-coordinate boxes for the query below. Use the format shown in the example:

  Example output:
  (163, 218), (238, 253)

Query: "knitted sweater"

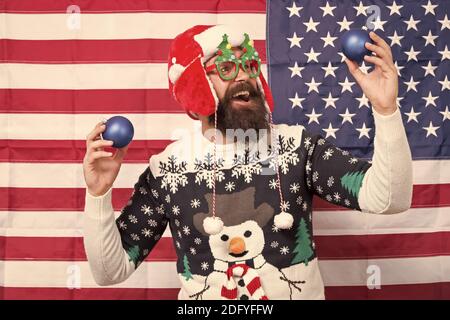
(83, 108), (413, 300)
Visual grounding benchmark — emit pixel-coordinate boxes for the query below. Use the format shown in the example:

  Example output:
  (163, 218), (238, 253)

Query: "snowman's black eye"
(221, 234), (229, 241)
(244, 230), (252, 238)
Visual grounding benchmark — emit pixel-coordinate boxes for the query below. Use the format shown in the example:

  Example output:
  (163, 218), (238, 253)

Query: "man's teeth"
(232, 91), (250, 99)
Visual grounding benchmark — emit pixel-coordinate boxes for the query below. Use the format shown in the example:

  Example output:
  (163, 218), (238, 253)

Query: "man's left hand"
(345, 31), (398, 116)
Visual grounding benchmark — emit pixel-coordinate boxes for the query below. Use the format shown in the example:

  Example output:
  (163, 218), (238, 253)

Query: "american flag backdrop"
(0, 0), (448, 300)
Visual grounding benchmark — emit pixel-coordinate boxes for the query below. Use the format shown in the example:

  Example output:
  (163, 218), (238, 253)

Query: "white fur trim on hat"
(168, 63), (186, 84)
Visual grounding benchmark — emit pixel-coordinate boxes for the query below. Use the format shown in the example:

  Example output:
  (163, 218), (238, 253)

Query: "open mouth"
(229, 250), (249, 258)
(231, 90), (251, 103)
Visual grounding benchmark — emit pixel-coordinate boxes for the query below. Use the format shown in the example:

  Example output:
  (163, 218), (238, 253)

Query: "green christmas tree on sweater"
(291, 218), (314, 266)
(340, 171), (365, 197)
(127, 245), (140, 268)
(182, 254), (193, 281)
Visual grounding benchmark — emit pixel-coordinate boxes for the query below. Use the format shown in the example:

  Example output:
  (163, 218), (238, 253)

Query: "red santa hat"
(168, 25), (274, 119)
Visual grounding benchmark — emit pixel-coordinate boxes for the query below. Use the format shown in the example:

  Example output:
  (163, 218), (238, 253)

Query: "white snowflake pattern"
(318, 138), (326, 145)
(323, 148), (334, 160)
(177, 230), (182, 238)
(201, 262), (209, 271)
(142, 228), (153, 238)
(269, 152), (300, 175)
(333, 192), (341, 202)
(296, 195), (303, 205)
(155, 204), (165, 215)
(189, 247), (197, 255)
(139, 187), (148, 195)
(290, 183), (300, 193)
(143, 249), (149, 256)
(312, 171), (319, 183)
(194, 238), (202, 245)
(349, 157), (358, 164)
(302, 202), (308, 211)
(305, 160), (312, 173)
(280, 246), (290, 255)
(191, 199), (201, 208)
(165, 195), (171, 203)
(182, 225), (191, 236)
(131, 233), (140, 241)
(272, 224), (280, 233)
(342, 150), (350, 156)
(148, 219), (158, 227)
(128, 215), (138, 224)
(172, 205), (180, 215)
(118, 220), (127, 230)
(280, 201), (290, 211)
(154, 234), (161, 241)
(176, 241), (181, 249)
(151, 189), (159, 198)
(141, 205), (153, 215)
(174, 219), (180, 227)
(326, 194), (332, 202)
(344, 199), (351, 206)
(269, 179), (279, 190)
(232, 163), (262, 183)
(270, 241), (279, 248)
(316, 185), (323, 194)
(327, 176), (335, 187)
(160, 169), (188, 194)
(195, 169), (225, 189)
(225, 181), (235, 192)
(303, 137), (312, 150)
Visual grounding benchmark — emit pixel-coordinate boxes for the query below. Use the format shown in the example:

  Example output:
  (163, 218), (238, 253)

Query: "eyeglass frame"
(205, 57), (261, 81)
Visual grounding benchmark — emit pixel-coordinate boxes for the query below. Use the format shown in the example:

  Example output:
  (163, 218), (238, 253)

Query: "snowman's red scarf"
(221, 264), (268, 300)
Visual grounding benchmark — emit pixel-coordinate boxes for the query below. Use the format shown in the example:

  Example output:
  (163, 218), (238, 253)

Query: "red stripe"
(0, 236), (177, 261)
(221, 286), (237, 300)
(2, 283), (449, 299)
(0, 89), (184, 114)
(0, 140), (171, 163)
(247, 277), (262, 295)
(0, 0), (266, 13)
(0, 40), (266, 64)
(2, 232), (449, 261)
(0, 185), (446, 211)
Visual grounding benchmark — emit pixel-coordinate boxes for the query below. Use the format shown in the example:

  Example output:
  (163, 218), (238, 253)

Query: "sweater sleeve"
(304, 107), (412, 214)
(83, 166), (168, 286)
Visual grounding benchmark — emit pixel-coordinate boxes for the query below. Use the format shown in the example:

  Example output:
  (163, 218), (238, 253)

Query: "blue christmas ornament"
(341, 30), (373, 63)
(102, 116), (134, 148)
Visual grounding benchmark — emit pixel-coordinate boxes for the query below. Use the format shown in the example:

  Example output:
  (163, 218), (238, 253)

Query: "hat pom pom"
(203, 216), (224, 235)
(274, 211), (294, 229)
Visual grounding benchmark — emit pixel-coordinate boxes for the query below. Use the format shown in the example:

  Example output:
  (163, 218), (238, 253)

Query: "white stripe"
(1, 207), (448, 238)
(0, 13), (266, 40)
(0, 63), (268, 89)
(1, 160), (449, 188)
(1, 256), (449, 288)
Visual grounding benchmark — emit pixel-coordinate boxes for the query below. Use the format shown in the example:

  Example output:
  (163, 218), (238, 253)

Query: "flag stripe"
(2, 231), (450, 262)
(1, 0), (266, 14)
(0, 39), (266, 64)
(0, 13), (266, 40)
(0, 186), (448, 211)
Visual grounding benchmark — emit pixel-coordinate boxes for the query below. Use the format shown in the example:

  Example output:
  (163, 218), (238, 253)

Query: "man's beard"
(208, 81), (269, 133)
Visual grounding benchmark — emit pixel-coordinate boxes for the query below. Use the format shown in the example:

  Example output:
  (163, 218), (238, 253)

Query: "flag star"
(320, 1), (336, 17)
(422, 0), (438, 15)
(387, 1), (403, 16)
(393, 61), (404, 77)
(396, 97), (404, 108)
(287, 32), (303, 48)
(438, 76), (450, 91)
(422, 61), (437, 77)
(354, 1), (369, 16)
(288, 61), (304, 78)
(321, 61), (338, 78)
(405, 107), (421, 123)
(303, 17), (320, 32)
(388, 30), (404, 47)
(289, 92), (305, 109)
(359, 61), (372, 74)
(404, 15), (420, 31)
(338, 52), (347, 63)
(322, 123), (339, 139)
(438, 14), (450, 30)
(422, 30), (438, 47)
(371, 17), (387, 31)
(438, 46), (450, 61)
(321, 31), (337, 48)
(305, 108), (322, 124)
(405, 76), (419, 92)
(405, 46), (420, 62)
(304, 47), (321, 63)
(356, 123), (372, 139)
(422, 91), (438, 108)
(440, 106), (450, 122)
(422, 121), (440, 138)
(286, 2), (302, 18)
(323, 92), (338, 109)
(305, 77), (322, 93)
(337, 16), (354, 32)
(339, 76), (355, 93)
(339, 108), (356, 125)
(356, 93), (370, 109)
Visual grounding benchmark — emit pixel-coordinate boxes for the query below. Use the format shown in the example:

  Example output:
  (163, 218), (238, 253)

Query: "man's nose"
(234, 63), (249, 82)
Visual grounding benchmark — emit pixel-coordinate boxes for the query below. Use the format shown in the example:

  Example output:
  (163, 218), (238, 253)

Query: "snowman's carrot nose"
(229, 237), (246, 254)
